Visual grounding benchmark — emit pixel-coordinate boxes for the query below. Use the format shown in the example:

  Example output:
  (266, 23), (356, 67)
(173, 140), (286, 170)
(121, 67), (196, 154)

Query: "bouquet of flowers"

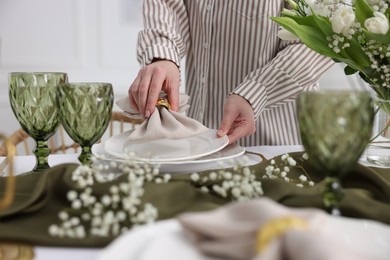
(271, 0), (390, 115)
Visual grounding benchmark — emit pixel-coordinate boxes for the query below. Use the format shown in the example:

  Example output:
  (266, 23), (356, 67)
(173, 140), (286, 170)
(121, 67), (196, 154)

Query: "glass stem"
(78, 145), (92, 166)
(323, 177), (344, 216)
(33, 140), (51, 172)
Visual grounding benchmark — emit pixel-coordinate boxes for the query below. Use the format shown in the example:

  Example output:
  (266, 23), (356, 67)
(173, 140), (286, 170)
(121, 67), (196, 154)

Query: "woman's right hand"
(129, 59), (180, 118)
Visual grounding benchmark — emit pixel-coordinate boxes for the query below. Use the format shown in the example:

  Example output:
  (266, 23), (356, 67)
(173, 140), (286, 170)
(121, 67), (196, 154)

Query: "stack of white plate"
(92, 129), (260, 173)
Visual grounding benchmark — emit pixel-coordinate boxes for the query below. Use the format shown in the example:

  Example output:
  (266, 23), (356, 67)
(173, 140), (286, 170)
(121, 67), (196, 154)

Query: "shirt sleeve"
(136, 0), (190, 68)
(232, 42), (334, 119)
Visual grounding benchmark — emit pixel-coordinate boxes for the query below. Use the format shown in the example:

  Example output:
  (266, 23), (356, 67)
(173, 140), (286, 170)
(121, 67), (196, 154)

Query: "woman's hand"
(217, 94), (256, 144)
(129, 60), (180, 118)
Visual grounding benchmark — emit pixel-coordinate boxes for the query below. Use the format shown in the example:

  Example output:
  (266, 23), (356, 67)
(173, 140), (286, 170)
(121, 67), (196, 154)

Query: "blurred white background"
(0, 0), (359, 140)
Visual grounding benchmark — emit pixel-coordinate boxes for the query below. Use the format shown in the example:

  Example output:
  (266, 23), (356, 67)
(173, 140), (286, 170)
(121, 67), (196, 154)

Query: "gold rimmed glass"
(297, 91), (374, 215)
(57, 82), (114, 166)
(9, 72), (68, 172)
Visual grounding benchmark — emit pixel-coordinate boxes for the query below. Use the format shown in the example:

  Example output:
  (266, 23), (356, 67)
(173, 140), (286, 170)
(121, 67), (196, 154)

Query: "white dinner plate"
(104, 129), (229, 163)
(93, 143), (244, 164)
(92, 142), (258, 174)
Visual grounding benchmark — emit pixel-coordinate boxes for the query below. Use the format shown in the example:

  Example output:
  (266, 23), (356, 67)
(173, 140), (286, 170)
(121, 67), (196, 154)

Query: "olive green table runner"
(0, 152), (389, 248)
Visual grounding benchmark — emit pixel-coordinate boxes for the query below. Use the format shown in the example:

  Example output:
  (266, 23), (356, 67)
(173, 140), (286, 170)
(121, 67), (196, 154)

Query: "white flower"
(278, 28), (299, 41)
(71, 200), (82, 210)
(48, 225), (60, 236)
(365, 12), (389, 35)
(287, 157), (297, 166)
(190, 173), (200, 182)
(59, 211), (69, 221)
(67, 190), (78, 201)
(306, 0), (332, 17)
(299, 175), (308, 182)
(331, 6), (355, 35)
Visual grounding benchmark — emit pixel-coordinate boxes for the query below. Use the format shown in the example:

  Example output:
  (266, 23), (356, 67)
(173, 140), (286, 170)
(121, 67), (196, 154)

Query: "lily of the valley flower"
(272, 0), (390, 119)
(330, 6), (355, 35)
(364, 12), (389, 35)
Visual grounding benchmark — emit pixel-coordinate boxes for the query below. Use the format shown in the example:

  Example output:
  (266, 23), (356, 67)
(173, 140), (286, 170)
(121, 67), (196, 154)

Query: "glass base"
(366, 139), (390, 167)
(323, 177), (344, 216)
(78, 146), (92, 166)
(367, 103), (390, 167)
(366, 155), (390, 167)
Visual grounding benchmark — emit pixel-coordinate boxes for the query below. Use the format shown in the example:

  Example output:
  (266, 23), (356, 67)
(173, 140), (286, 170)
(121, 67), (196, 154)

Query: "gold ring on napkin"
(256, 216), (308, 253)
(0, 243), (34, 260)
(156, 98), (171, 110)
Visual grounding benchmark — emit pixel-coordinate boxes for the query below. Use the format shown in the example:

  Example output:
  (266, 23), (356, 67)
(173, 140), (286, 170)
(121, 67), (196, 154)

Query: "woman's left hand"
(217, 94), (256, 144)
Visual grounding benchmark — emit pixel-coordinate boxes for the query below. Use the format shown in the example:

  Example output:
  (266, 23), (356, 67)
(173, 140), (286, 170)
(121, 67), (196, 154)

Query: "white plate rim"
(93, 142), (245, 165)
(103, 129), (229, 163)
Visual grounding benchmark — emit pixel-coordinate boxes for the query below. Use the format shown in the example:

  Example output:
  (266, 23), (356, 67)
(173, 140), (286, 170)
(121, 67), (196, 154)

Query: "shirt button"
(203, 42), (208, 49)
(201, 77), (207, 84)
(206, 5), (212, 11)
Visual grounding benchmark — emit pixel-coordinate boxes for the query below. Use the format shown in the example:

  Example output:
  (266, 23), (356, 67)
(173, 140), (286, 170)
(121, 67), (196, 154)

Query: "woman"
(128, 0), (333, 146)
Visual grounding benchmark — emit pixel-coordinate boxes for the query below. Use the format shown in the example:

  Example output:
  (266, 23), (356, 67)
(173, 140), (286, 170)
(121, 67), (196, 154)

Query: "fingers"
(128, 78), (140, 112)
(137, 74), (154, 116)
(145, 69), (166, 117)
(129, 66), (163, 118)
(217, 109), (237, 139)
(165, 81), (179, 111)
(226, 122), (250, 144)
(128, 60), (180, 118)
(218, 94), (256, 144)
(129, 68), (154, 117)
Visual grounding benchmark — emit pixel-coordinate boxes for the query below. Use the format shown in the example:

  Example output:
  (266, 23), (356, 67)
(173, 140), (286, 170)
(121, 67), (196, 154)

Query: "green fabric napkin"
(0, 153), (389, 248)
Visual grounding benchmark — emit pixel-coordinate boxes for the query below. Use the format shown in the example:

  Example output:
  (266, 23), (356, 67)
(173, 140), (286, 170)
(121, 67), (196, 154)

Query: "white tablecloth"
(1, 145), (304, 260)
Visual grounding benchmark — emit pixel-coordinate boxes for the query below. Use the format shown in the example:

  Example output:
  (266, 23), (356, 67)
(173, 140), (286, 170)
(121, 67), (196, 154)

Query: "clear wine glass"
(8, 72), (68, 172)
(297, 90), (374, 215)
(56, 82), (114, 166)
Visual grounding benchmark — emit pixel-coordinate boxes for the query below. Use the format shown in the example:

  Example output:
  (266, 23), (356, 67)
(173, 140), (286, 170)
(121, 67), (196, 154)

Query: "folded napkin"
(116, 93), (208, 143)
(178, 198), (388, 260)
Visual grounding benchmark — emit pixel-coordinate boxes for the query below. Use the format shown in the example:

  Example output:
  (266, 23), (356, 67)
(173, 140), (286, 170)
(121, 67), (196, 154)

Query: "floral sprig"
(272, 0), (390, 113)
(263, 153), (314, 188)
(48, 152), (315, 238)
(189, 157), (264, 201)
(48, 155), (170, 239)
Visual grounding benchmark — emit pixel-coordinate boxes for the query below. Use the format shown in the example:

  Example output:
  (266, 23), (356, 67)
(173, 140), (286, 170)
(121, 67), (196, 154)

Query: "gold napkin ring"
(156, 98), (171, 110)
(256, 216), (308, 253)
(0, 243), (34, 260)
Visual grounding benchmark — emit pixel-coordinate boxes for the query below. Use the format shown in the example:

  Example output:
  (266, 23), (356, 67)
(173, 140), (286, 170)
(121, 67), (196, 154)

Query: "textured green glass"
(57, 83), (113, 166)
(297, 91), (374, 215)
(9, 72), (68, 172)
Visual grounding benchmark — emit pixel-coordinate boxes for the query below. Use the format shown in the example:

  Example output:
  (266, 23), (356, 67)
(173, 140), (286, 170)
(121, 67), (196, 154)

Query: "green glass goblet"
(9, 72), (68, 172)
(297, 91), (374, 215)
(57, 83), (114, 166)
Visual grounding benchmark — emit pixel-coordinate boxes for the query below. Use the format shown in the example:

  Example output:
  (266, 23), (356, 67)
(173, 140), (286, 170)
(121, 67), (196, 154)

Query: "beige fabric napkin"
(116, 93), (209, 143)
(178, 198), (384, 260)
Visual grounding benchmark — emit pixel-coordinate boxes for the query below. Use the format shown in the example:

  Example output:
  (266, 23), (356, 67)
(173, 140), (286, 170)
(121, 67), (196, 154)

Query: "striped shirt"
(136, 0), (334, 146)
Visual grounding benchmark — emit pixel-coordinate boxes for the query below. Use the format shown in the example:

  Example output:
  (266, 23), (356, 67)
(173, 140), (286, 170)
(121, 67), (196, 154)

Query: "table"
(0, 145), (304, 260)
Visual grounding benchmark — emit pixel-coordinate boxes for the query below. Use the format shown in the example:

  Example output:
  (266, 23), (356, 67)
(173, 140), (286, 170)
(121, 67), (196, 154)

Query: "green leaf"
(364, 29), (390, 44)
(355, 0), (390, 44)
(271, 16), (334, 56)
(344, 65), (358, 75)
(311, 12), (334, 36)
(271, 16), (371, 72)
(354, 0), (374, 25)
